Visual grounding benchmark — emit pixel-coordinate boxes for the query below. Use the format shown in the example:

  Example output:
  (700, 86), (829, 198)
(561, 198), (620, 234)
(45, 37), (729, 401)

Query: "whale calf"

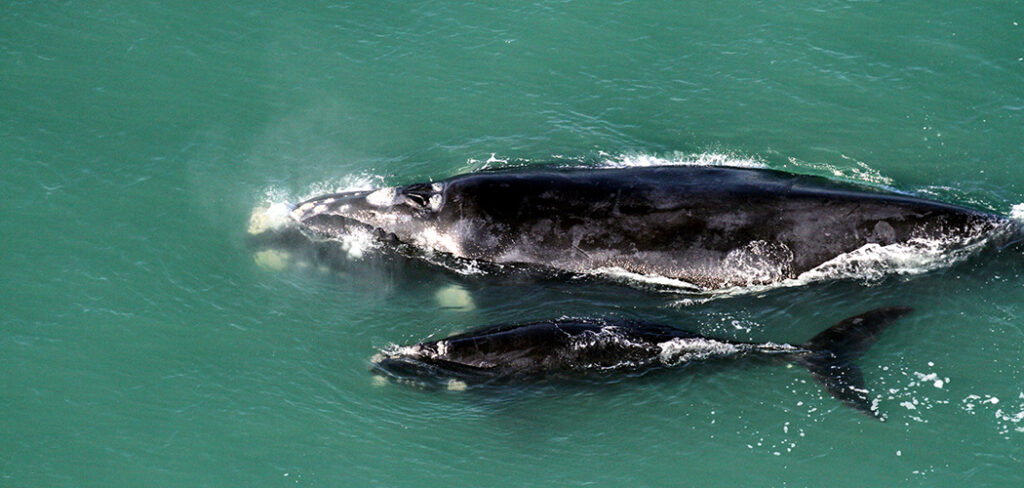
(290, 166), (1011, 290)
(373, 307), (913, 419)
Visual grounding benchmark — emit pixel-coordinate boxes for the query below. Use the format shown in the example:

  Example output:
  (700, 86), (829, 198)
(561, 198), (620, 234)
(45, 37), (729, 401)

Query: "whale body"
(373, 308), (913, 419)
(290, 166), (1010, 289)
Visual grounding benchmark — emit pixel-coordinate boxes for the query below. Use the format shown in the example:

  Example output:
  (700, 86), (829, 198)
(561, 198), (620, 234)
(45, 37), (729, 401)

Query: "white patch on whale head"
(289, 201), (317, 221)
(429, 194), (443, 211)
(435, 340), (449, 357)
(415, 226), (464, 256)
(366, 187), (397, 207)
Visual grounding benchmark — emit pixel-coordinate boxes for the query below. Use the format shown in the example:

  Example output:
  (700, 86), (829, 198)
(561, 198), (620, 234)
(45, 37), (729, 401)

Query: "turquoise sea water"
(4, 1), (1024, 486)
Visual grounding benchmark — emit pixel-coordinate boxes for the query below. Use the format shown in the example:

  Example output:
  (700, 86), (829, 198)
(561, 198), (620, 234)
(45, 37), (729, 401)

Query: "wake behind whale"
(287, 165), (1017, 291)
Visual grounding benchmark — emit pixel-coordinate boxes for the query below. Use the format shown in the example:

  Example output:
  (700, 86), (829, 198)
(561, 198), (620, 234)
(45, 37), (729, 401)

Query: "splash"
(597, 151), (767, 169)
(247, 201), (293, 235)
(334, 227), (381, 260)
(671, 233), (997, 306)
(785, 155), (895, 186)
(1012, 203), (1024, 222)
(295, 174), (387, 202)
(582, 267), (703, 291)
(656, 337), (743, 365)
(460, 150), (768, 173)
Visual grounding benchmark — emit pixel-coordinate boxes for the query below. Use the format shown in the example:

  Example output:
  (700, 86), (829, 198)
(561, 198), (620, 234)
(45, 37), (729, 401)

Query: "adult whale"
(372, 308), (913, 419)
(290, 166), (1012, 289)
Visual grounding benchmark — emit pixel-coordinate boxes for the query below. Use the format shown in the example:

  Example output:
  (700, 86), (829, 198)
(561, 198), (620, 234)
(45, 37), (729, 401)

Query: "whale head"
(290, 181), (462, 253)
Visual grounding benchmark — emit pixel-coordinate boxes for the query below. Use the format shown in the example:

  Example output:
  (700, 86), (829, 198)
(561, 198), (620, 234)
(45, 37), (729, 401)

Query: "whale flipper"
(797, 307), (914, 420)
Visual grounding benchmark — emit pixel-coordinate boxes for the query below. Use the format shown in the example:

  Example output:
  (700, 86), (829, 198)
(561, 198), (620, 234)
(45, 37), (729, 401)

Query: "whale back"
(435, 166), (1003, 287)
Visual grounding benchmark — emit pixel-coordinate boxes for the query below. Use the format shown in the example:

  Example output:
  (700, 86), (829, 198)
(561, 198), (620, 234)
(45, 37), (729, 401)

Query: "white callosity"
(365, 187), (398, 207)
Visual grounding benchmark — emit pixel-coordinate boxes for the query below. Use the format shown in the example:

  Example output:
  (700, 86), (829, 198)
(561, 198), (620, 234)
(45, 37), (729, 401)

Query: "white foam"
(459, 153), (518, 173)
(247, 201), (294, 235)
(1011, 203), (1024, 222)
(335, 226), (379, 260)
(420, 253), (489, 276)
(656, 338), (740, 364)
(298, 174), (385, 202)
(598, 151), (767, 169)
(382, 343), (426, 359)
(584, 267), (703, 291)
(459, 150), (768, 173)
(787, 156), (895, 186)
(798, 238), (970, 282)
(961, 392), (1024, 437)
(584, 235), (988, 305)
(672, 235), (994, 305)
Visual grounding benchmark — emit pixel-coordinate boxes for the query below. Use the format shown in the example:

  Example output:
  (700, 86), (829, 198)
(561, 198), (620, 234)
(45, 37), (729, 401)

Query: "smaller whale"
(373, 307), (913, 419)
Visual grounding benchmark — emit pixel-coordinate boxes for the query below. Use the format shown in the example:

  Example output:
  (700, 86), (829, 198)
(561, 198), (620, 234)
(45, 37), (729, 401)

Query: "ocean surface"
(4, 1), (1024, 486)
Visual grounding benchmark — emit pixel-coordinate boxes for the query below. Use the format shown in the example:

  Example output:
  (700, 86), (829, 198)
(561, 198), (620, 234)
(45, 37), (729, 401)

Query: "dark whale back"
(437, 166), (1003, 287)
(430, 319), (696, 376)
(373, 308), (916, 419)
(290, 165), (1011, 289)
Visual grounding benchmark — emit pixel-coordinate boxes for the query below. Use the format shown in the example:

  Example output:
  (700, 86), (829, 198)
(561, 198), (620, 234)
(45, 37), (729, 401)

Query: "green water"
(4, 1), (1024, 486)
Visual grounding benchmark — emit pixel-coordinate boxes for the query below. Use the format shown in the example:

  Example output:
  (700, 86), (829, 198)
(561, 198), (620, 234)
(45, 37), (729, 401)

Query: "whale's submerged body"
(290, 166), (1011, 289)
(373, 308), (913, 419)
